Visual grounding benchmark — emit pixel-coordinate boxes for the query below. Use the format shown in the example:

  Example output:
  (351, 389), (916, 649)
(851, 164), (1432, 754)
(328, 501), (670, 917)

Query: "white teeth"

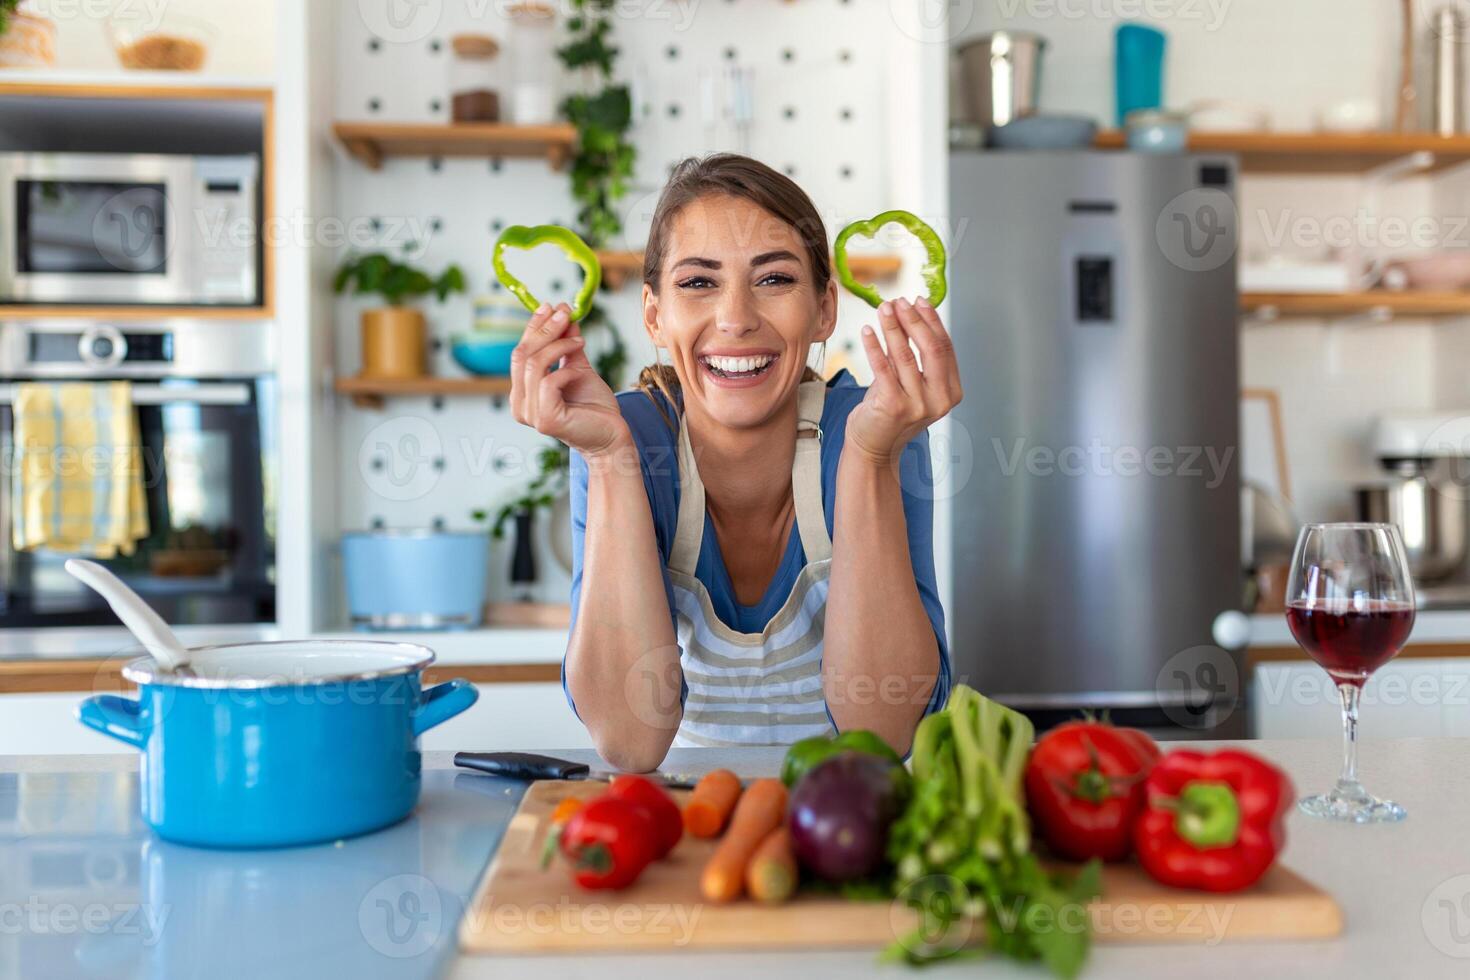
(702, 354), (775, 374)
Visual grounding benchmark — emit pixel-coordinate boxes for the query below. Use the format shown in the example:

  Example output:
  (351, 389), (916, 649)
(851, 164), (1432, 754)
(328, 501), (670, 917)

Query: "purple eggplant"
(787, 751), (908, 882)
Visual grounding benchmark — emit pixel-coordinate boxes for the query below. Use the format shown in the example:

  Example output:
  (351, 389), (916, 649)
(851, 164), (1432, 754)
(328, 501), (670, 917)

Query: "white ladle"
(65, 559), (192, 675)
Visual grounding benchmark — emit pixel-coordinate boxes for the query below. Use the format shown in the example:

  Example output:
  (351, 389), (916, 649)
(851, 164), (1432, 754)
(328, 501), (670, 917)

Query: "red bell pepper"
(1024, 720), (1161, 862)
(1133, 749), (1293, 893)
(608, 774), (683, 859)
(558, 796), (658, 890)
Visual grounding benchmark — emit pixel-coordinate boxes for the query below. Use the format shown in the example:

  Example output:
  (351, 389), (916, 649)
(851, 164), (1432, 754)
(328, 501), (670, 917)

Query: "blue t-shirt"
(566, 370), (951, 723)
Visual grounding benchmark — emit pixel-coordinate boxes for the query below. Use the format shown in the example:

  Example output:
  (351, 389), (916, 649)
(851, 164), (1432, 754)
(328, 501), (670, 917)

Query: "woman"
(510, 154), (960, 771)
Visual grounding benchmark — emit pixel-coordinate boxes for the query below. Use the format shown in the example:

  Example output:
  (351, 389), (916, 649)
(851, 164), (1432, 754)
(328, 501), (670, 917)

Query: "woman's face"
(643, 193), (837, 431)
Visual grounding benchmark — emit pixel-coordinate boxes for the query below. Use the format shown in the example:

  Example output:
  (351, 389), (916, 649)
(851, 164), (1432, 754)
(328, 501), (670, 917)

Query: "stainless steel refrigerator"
(946, 150), (1244, 737)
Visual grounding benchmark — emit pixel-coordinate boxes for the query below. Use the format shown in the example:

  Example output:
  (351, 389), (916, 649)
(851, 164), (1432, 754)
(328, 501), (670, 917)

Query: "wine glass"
(1285, 522), (1415, 823)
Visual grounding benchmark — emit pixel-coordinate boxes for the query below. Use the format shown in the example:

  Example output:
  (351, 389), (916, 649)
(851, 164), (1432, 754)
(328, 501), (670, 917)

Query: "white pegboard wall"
(329, 0), (925, 607)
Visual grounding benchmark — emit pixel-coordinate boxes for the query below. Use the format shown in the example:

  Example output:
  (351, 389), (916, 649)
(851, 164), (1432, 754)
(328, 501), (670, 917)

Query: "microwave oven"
(0, 152), (260, 307)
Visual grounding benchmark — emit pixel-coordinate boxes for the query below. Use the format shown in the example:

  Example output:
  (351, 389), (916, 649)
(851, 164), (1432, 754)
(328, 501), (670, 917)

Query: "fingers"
(522, 336), (585, 429)
(532, 363), (585, 435)
(510, 303), (574, 423)
(902, 296), (963, 406)
(859, 324), (897, 391)
(559, 318), (594, 370)
(877, 300), (923, 397)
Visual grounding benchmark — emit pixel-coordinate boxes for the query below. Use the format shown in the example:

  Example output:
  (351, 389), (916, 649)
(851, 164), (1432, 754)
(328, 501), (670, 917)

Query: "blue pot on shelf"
(341, 529), (489, 630)
(75, 640), (477, 848)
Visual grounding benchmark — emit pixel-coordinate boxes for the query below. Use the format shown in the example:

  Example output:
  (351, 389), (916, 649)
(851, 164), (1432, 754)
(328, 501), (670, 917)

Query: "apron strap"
(792, 380), (831, 563)
(668, 417), (706, 577)
(668, 379), (831, 577)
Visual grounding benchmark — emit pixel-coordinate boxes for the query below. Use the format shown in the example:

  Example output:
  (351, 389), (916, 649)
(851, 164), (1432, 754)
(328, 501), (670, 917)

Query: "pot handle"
(413, 679), (478, 736)
(76, 695), (148, 749)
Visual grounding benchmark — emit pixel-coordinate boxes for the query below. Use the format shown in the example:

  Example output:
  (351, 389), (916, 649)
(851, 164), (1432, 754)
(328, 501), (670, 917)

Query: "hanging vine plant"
(476, 0), (634, 539)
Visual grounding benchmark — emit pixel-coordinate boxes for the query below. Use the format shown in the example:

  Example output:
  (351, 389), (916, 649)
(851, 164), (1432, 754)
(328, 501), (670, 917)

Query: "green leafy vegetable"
(885, 685), (1101, 977)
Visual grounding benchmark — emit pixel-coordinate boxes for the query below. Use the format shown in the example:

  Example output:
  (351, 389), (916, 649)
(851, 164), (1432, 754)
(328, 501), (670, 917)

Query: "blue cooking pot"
(75, 640), (477, 849)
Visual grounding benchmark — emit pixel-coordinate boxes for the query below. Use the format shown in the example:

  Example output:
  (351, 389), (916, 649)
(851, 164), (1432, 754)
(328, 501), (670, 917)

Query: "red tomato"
(607, 774), (683, 859)
(558, 797), (657, 890)
(1023, 721), (1161, 862)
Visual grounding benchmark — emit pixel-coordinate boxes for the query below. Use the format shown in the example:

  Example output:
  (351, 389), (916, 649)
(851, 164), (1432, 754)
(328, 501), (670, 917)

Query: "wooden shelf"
(594, 250), (904, 290)
(0, 76), (274, 101)
(335, 375), (512, 409)
(1094, 130), (1470, 174)
(333, 121), (578, 171)
(1241, 291), (1470, 317)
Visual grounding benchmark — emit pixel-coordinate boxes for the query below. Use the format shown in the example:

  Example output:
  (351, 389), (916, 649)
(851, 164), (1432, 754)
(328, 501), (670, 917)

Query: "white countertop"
(8, 738), (1465, 978)
(0, 623), (569, 666)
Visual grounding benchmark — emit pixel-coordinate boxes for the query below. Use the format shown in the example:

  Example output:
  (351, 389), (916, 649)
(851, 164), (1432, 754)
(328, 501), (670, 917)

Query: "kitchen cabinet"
(1252, 657), (1470, 739)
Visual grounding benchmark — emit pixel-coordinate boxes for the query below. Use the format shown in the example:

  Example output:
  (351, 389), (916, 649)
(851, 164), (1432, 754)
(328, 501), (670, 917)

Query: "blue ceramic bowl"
(451, 333), (520, 376)
(76, 640), (477, 848)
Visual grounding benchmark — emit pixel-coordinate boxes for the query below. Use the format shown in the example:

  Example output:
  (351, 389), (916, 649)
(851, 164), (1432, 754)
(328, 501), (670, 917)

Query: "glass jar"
(449, 33), (501, 123)
(507, 3), (559, 124)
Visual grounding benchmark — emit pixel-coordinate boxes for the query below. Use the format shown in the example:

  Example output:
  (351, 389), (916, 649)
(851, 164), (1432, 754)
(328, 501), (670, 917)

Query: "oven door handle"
(0, 382), (250, 406)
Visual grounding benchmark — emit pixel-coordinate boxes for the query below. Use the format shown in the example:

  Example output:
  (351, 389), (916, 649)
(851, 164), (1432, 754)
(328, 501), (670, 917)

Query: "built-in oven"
(0, 320), (275, 628)
(0, 152), (260, 307)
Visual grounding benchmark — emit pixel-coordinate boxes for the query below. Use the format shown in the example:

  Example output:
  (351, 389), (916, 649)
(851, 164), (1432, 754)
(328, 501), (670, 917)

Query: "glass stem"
(1336, 681), (1363, 796)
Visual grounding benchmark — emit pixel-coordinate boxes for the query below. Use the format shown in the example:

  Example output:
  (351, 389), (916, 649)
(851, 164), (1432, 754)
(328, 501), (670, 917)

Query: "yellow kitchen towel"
(11, 382), (149, 558)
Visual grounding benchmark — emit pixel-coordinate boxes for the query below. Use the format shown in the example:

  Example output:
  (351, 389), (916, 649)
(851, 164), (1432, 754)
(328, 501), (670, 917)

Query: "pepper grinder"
(509, 508), (538, 602)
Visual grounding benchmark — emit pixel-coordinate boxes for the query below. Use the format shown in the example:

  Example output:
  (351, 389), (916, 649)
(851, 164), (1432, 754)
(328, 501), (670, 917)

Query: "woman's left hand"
(845, 296), (963, 466)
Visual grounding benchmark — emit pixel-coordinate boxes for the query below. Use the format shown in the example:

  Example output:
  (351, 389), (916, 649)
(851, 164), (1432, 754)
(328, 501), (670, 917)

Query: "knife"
(453, 751), (704, 789)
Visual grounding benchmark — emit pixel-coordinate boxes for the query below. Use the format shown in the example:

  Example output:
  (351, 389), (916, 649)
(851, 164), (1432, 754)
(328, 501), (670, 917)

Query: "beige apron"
(669, 380), (837, 747)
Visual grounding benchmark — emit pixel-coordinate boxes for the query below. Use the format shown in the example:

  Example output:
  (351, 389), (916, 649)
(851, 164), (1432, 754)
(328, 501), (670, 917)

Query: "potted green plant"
(334, 253), (465, 379)
(0, 1), (58, 69)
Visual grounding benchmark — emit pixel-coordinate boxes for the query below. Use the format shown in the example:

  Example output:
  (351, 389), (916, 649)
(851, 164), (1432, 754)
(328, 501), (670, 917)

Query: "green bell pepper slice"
(780, 729), (906, 787)
(832, 209), (947, 309)
(492, 224), (602, 321)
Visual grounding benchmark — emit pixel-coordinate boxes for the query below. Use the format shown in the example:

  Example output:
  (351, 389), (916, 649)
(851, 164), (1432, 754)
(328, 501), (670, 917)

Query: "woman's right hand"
(510, 302), (630, 457)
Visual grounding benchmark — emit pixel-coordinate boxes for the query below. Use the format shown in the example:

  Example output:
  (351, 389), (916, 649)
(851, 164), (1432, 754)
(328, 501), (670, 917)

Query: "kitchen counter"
(0, 624), (568, 667)
(2, 739), (1468, 979)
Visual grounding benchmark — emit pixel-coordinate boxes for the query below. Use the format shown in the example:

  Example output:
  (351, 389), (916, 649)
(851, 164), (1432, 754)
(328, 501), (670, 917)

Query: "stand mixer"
(1361, 413), (1470, 607)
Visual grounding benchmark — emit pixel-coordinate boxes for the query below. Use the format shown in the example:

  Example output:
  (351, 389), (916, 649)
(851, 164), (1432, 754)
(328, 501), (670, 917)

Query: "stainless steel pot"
(954, 32), (1047, 129)
(1355, 466), (1467, 581)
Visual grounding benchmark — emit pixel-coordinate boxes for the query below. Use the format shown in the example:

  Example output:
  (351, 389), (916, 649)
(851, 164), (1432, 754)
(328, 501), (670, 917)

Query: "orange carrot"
(700, 778), (788, 903)
(550, 797), (585, 825)
(745, 826), (797, 904)
(683, 769), (742, 838)
(540, 796), (587, 869)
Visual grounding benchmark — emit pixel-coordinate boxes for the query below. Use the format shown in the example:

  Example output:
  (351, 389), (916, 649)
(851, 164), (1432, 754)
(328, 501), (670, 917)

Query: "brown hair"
(636, 153), (828, 426)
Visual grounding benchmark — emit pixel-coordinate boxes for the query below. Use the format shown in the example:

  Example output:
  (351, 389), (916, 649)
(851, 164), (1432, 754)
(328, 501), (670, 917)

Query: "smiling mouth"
(699, 353), (779, 380)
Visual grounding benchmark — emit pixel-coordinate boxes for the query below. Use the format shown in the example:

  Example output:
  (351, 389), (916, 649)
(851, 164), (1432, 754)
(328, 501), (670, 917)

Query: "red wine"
(1285, 599), (1415, 684)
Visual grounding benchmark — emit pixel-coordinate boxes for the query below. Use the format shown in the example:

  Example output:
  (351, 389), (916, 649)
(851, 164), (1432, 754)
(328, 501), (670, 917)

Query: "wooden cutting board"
(460, 780), (1342, 954)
